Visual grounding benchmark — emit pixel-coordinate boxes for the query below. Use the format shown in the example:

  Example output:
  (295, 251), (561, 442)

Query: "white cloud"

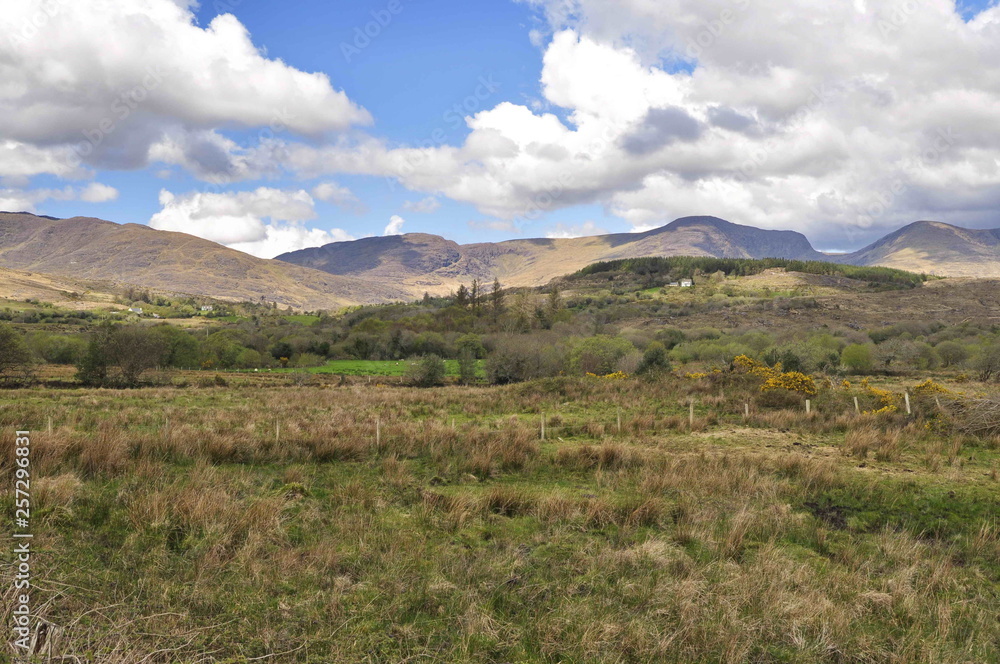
(469, 219), (521, 233)
(545, 221), (607, 238)
(79, 182), (119, 203)
(281, 1), (1000, 247)
(0, 0), (370, 180)
(403, 196), (442, 214)
(148, 187), (351, 258)
(384, 215), (406, 236)
(0, 183), (119, 211)
(311, 181), (365, 213)
(0, 140), (91, 180)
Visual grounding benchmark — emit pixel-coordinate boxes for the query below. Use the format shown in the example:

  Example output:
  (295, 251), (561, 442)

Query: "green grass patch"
(277, 358), (485, 378)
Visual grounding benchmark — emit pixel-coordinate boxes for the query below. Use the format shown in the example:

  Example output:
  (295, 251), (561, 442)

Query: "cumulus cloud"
(281, 1), (1000, 247)
(311, 182), (365, 213)
(468, 219), (521, 233)
(0, 183), (119, 212)
(79, 183), (119, 203)
(545, 221), (608, 238)
(0, 0), (370, 180)
(403, 196), (442, 214)
(620, 107), (703, 155)
(148, 187), (352, 258)
(384, 215), (406, 236)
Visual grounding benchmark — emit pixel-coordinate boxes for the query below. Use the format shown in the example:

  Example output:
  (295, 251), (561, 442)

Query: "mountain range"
(0, 212), (404, 309)
(1, 211), (998, 309)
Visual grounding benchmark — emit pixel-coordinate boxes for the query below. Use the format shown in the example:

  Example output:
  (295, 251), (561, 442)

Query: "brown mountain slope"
(0, 265), (123, 310)
(278, 216), (828, 297)
(843, 221), (1000, 277)
(0, 212), (404, 309)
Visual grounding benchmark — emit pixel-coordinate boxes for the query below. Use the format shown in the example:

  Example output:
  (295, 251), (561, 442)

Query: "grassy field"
(2, 372), (1000, 663)
(276, 359), (486, 378)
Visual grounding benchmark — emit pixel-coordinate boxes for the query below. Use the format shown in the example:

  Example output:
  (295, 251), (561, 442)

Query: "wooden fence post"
(541, 412), (546, 441)
(376, 417), (381, 447)
(905, 392), (911, 415)
(806, 400), (811, 415)
(854, 397), (860, 415)
(616, 406), (622, 435)
(689, 400), (695, 429)
(744, 403), (750, 419)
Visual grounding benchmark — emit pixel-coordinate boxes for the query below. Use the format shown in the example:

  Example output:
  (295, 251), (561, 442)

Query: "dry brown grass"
(2, 377), (999, 662)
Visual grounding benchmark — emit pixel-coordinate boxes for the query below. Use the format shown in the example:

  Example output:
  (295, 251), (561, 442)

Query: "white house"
(200, 305), (214, 312)
(128, 307), (143, 314)
(680, 279), (694, 288)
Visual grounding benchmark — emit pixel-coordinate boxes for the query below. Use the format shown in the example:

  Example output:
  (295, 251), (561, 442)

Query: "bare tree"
(0, 323), (35, 386)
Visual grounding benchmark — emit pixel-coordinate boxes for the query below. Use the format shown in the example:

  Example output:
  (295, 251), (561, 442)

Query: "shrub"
(407, 354), (446, 387)
(935, 341), (968, 368)
(841, 344), (873, 373)
(485, 337), (562, 385)
(760, 371), (818, 396)
(77, 324), (168, 387)
(762, 348), (804, 372)
(31, 333), (88, 365)
(975, 344), (1000, 382)
(457, 347), (478, 385)
(0, 322), (34, 386)
(637, 341), (670, 375)
(568, 335), (635, 375)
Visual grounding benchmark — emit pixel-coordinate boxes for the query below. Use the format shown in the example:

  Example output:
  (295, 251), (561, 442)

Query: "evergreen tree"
(455, 284), (469, 308)
(490, 277), (505, 316)
(470, 279), (481, 312)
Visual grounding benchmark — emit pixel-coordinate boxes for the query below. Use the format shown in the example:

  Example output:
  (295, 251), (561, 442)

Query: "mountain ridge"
(276, 215), (829, 299)
(841, 220), (1000, 277)
(0, 212), (408, 309)
(3, 211), (1000, 309)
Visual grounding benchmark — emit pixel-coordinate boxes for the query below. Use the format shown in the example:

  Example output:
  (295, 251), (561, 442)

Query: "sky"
(1, 0), (999, 257)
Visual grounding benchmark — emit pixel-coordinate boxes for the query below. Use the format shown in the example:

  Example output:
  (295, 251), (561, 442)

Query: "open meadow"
(3, 366), (1000, 663)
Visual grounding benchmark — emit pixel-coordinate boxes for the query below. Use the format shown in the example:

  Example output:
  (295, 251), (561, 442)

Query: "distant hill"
(277, 216), (828, 299)
(842, 221), (1000, 277)
(0, 212), (405, 309)
(6, 210), (1000, 309)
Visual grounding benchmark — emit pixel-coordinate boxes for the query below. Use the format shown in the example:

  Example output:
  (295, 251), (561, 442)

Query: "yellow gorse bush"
(732, 355), (780, 380)
(860, 378), (898, 410)
(586, 371), (630, 380)
(760, 371), (818, 396)
(912, 379), (951, 396)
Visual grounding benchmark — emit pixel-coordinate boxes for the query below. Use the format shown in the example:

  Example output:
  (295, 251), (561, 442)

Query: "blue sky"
(31, 0), (621, 245)
(5, 0), (1000, 256)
